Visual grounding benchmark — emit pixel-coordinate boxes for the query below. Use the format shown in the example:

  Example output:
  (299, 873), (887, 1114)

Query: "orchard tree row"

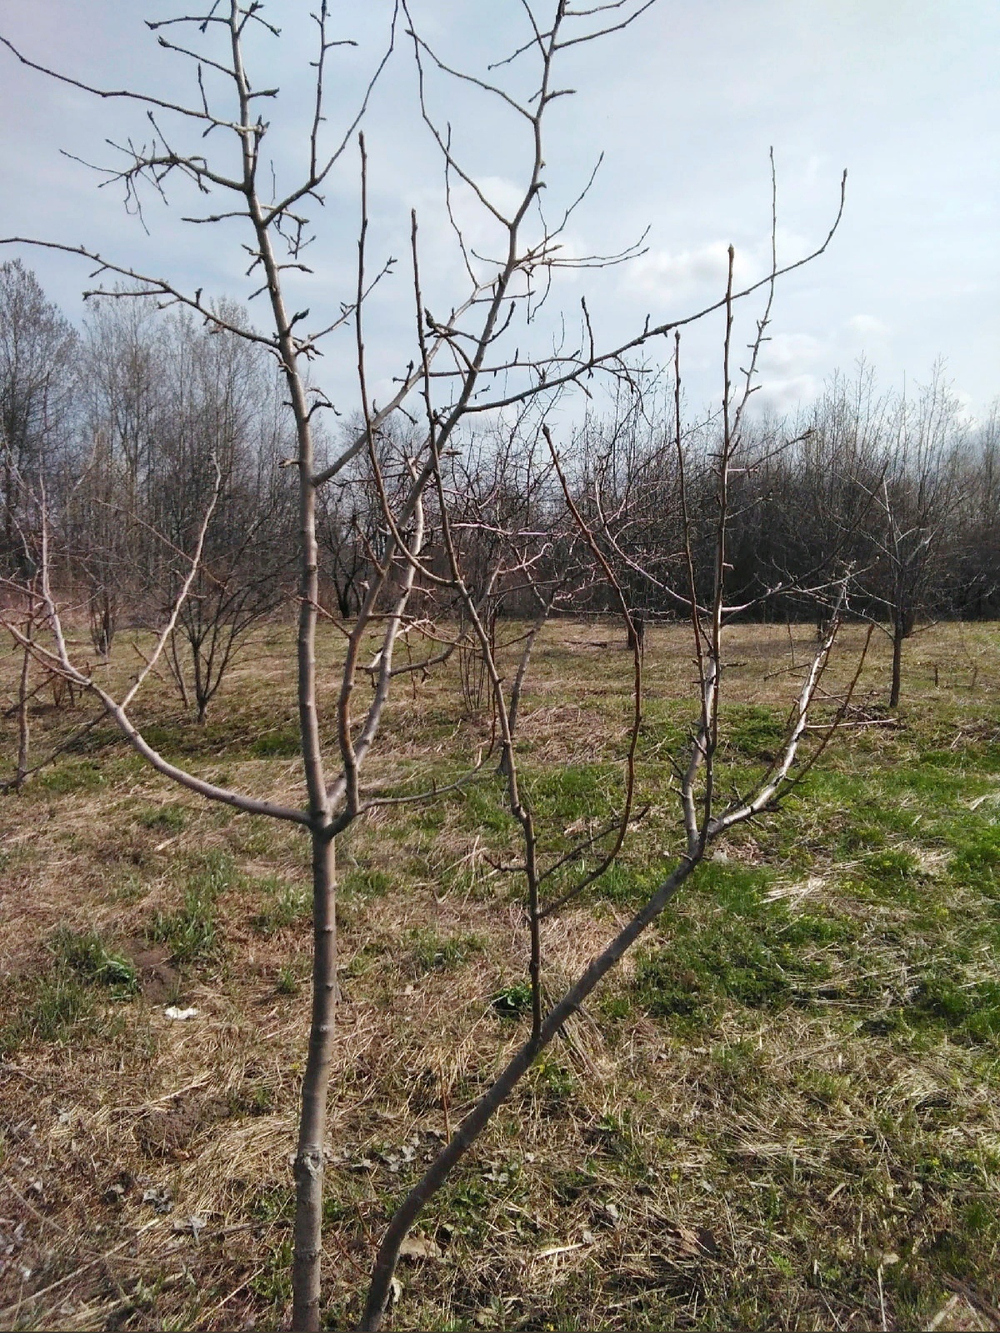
(2, 257), (996, 716)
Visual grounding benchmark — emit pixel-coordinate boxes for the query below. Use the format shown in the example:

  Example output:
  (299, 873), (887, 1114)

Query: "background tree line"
(3, 256), (997, 715)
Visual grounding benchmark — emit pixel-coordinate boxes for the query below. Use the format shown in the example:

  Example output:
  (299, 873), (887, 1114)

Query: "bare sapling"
(0, 482), (106, 792)
(852, 369), (964, 708)
(12, 576), (40, 791)
(357, 237), (864, 1329)
(0, 3), (851, 1328)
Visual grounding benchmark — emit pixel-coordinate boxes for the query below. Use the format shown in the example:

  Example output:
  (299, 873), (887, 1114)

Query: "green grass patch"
(636, 699), (688, 758)
(524, 762), (616, 824)
(849, 846), (932, 907)
(247, 1183), (295, 1224)
(492, 979), (533, 1018)
(137, 803), (188, 833)
(341, 866), (394, 899)
(148, 888), (218, 963)
(591, 860), (656, 908)
(632, 866), (838, 1025)
(148, 850), (237, 963)
(721, 703), (787, 759)
(250, 727), (301, 758)
(251, 875), (310, 934)
(0, 974), (92, 1054)
(49, 927), (139, 997)
(405, 927), (486, 976)
(949, 826), (1000, 887)
(862, 847), (920, 881)
(275, 964), (300, 996)
(131, 708), (299, 762)
(250, 1237), (293, 1308)
(908, 973), (1000, 1042)
(0, 927), (139, 1054)
(459, 782), (516, 836)
(38, 758), (105, 794)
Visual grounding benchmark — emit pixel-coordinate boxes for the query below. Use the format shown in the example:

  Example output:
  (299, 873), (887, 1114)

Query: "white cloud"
(773, 226), (813, 263)
(753, 373), (823, 414)
(844, 313), (890, 341)
(622, 227), (819, 312)
(752, 331), (827, 414)
(623, 241), (756, 304)
(760, 331), (825, 374)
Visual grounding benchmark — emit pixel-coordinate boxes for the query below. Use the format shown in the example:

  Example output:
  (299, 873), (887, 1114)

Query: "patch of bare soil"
(134, 1092), (230, 1160)
(126, 943), (180, 1005)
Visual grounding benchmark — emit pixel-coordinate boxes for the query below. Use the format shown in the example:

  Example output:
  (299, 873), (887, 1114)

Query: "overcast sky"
(1, 1), (996, 428)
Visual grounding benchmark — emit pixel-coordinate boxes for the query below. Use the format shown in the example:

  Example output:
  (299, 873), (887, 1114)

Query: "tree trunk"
(15, 631), (31, 790)
(889, 617), (904, 709)
(292, 826), (337, 1332)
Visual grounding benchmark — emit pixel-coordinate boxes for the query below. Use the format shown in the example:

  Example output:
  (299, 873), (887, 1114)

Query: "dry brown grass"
(2, 617), (1000, 1331)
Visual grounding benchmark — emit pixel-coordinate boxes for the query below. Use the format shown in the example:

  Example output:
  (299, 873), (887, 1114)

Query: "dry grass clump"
(1, 618), (1000, 1330)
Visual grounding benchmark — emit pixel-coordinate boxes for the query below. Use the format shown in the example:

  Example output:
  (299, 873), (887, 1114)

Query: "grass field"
(2, 617), (1000, 1332)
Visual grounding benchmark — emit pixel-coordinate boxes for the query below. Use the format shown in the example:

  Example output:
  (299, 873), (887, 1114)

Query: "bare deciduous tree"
(154, 304), (296, 720)
(0, 4), (849, 1328)
(862, 367), (964, 708)
(787, 363), (965, 707)
(951, 404), (1000, 620)
(0, 260), (77, 577)
(356, 266), (864, 1332)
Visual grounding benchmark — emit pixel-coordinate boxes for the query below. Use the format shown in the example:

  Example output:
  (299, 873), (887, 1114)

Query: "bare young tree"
(785, 363), (964, 707)
(569, 385), (686, 622)
(950, 403), (1000, 620)
(316, 468), (376, 621)
(0, 260), (77, 577)
(154, 304), (297, 720)
(7, 562), (43, 791)
(70, 294), (169, 654)
(355, 262), (864, 1331)
(861, 366), (965, 708)
(0, 4), (848, 1328)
